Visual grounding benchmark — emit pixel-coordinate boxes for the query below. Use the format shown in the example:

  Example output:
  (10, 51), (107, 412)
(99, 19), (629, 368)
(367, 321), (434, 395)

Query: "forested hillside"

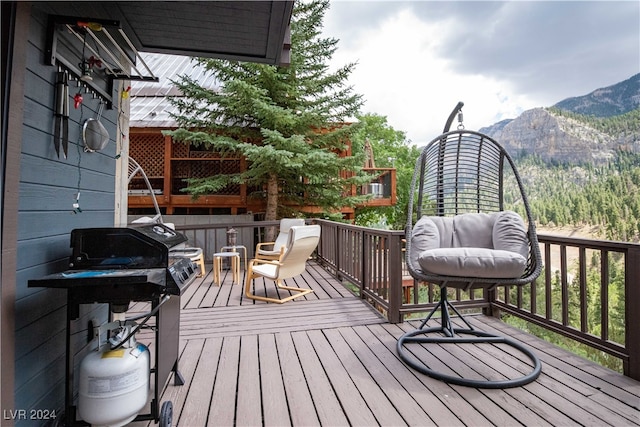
(502, 109), (640, 242)
(509, 150), (640, 242)
(501, 112), (638, 372)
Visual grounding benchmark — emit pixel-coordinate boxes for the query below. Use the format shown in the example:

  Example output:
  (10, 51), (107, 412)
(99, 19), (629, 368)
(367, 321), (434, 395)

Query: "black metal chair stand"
(396, 291), (542, 388)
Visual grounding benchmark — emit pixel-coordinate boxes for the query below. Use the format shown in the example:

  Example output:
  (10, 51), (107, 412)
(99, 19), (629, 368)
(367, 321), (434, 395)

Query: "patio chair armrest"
(249, 258), (281, 267)
(256, 242), (276, 251)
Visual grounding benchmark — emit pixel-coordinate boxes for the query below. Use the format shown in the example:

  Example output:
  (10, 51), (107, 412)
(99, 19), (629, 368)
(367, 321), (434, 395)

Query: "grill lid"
(69, 223), (187, 269)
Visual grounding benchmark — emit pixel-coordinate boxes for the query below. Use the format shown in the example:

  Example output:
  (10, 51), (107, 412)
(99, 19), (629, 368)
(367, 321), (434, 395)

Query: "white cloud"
(327, 5), (540, 144)
(322, 1), (640, 145)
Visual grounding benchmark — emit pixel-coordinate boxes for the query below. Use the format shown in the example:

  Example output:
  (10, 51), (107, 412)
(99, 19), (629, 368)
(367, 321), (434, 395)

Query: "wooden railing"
(174, 219), (640, 380)
(494, 234), (640, 380)
(175, 220), (282, 262)
(314, 220), (404, 322)
(313, 219), (640, 381)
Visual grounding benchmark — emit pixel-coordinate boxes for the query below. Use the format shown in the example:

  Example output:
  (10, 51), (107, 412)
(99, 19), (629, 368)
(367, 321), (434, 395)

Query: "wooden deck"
(131, 260), (640, 427)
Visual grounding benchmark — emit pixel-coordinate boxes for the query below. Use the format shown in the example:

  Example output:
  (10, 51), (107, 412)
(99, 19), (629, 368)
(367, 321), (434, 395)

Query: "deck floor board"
(128, 260), (640, 427)
(257, 333), (291, 427)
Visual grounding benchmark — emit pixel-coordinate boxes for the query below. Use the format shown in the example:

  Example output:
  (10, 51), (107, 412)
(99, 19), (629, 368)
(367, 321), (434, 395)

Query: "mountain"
(480, 74), (640, 164)
(553, 73), (640, 117)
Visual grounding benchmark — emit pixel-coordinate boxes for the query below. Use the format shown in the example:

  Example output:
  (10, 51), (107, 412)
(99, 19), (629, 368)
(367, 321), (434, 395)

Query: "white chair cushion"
(452, 213), (495, 248)
(251, 263), (278, 280)
(409, 215), (441, 269)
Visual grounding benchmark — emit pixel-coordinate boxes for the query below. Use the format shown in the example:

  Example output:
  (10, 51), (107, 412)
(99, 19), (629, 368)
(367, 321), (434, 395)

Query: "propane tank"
(78, 339), (150, 427)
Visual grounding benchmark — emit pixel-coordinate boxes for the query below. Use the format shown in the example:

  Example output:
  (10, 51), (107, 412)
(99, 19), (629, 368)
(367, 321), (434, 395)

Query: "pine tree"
(165, 0), (367, 221)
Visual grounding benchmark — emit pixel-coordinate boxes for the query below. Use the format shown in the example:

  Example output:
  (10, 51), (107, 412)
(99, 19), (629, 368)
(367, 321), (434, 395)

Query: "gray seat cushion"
(410, 211), (528, 279)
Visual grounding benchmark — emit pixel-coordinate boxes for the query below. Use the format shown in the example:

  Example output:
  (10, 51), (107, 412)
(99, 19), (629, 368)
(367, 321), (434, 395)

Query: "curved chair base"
(245, 279), (314, 304)
(397, 326), (542, 389)
(397, 294), (541, 389)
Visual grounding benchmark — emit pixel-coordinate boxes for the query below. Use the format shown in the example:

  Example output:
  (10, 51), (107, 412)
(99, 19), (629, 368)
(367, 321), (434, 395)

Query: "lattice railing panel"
(171, 159), (241, 195)
(172, 142), (189, 158)
(130, 134), (164, 177)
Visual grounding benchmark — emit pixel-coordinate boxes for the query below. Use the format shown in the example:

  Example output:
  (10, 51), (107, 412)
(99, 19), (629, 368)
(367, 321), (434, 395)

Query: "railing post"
(361, 229), (368, 298)
(387, 233), (403, 323)
(485, 288), (499, 318)
(334, 222), (341, 278)
(625, 246), (640, 380)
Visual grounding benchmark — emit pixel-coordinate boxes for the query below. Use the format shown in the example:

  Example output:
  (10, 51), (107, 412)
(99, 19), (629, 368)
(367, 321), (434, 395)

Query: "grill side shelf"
(28, 268), (166, 288)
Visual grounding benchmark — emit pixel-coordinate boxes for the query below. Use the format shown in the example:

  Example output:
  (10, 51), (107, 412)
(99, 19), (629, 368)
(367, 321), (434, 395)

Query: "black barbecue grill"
(28, 223), (199, 426)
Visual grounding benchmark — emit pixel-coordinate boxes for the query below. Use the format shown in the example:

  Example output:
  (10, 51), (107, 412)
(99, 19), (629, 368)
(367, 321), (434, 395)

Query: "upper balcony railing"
(128, 133), (396, 214)
(357, 168), (397, 207)
(174, 218), (640, 381)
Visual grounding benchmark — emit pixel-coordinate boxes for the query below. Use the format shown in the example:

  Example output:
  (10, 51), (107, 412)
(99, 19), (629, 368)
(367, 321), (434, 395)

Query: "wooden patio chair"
(398, 102), (543, 388)
(245, 224), (320, 304)
(255, 218), (305, 260)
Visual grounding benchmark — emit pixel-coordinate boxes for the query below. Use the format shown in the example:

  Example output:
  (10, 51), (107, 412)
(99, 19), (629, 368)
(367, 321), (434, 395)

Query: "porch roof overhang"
(48, 1), (293, 66)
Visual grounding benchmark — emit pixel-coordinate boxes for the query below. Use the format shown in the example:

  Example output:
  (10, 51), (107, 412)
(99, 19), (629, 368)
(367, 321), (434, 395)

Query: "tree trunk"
(265, 172), (279, 242)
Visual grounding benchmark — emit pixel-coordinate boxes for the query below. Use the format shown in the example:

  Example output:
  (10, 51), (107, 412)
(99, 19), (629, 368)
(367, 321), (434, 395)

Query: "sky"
(321, 1), (640, 145)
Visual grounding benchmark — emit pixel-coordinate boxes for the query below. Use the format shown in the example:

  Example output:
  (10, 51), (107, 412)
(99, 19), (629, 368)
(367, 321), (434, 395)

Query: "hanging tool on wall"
(54, 70), (70, 158)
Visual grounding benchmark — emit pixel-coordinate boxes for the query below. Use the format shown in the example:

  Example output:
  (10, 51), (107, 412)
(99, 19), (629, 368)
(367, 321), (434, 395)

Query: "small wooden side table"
(212, 251), (240, 286)
(221, 245), (248, 270)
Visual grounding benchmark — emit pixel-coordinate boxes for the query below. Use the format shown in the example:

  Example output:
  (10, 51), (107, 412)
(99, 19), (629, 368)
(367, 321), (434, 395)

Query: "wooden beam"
(1, 1), (30, 420)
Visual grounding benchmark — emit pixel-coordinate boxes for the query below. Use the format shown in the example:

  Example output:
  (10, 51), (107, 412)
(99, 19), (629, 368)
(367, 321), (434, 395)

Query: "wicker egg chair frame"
(397, 103), (543, 388)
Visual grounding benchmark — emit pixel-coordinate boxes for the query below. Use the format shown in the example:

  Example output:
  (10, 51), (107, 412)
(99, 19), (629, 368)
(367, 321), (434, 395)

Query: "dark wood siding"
(13, 4), (119, 419)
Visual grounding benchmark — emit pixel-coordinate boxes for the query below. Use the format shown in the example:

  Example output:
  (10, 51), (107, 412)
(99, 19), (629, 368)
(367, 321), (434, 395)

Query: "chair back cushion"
(272, 218), (306, 250)
(277, 225), (321, 279)
(410, 211), (528, 279)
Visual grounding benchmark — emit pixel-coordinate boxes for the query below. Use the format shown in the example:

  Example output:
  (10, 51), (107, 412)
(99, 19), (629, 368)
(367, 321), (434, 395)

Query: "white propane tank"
(78, 342), (150, 427)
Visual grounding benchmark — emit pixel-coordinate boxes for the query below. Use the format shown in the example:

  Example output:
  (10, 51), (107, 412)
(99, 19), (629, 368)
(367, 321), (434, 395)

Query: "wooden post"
(335, 222), (341, 281)
(163, 133), (172, 207)
(625, 246), (640, 380)
(485, 288), (498, 317)
(2, 2), (29, 419)
(387, 233), (403, 323)
(360, 228), (367, 298)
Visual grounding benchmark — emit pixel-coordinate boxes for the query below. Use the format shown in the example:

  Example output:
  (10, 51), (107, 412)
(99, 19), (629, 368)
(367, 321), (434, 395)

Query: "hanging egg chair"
(398, 102), (543, 388)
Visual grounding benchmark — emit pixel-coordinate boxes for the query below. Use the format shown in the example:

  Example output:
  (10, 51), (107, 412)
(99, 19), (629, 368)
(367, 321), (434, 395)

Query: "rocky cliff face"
(481, 108), (638, 164)
(479, 74), (639, 164)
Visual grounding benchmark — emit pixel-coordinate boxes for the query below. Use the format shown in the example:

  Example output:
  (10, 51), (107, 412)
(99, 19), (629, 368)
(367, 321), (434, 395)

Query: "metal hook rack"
(46, 15), (159, 109)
